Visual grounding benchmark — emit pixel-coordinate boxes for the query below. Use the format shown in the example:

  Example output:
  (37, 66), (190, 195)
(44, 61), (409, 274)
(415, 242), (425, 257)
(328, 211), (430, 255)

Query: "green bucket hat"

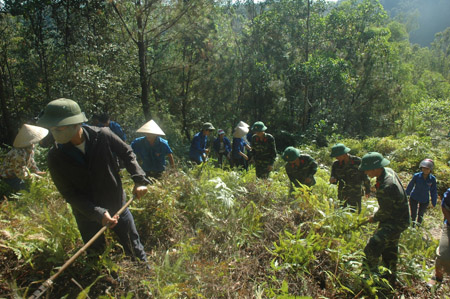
(359, 152), (390, 171)
(251, 121), (267, 132)
(37, 98), (88, 127)
(282, 146), (300, 162)
(202, 122), (215, 131)
(330, 143), (351, 157)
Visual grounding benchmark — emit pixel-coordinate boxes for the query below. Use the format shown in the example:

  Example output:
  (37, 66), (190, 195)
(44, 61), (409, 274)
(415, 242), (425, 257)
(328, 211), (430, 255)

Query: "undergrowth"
(0, 135), (449, 298)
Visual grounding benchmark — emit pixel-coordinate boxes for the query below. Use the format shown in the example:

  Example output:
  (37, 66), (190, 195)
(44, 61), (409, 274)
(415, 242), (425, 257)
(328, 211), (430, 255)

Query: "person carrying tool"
(359, 152), (410, 285)
(37, 98), (150, 261)
(232, 124), (251, 170)
(189, 122), (215, 165)
(250, 121), (277, 178)
(131, 119), (175, 180)
(329, 143), (371, 213)
(405, 158), (437, 226)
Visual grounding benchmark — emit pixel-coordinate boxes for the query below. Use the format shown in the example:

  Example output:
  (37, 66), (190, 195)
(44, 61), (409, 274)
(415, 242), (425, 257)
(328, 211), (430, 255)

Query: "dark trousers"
(217, 152), (230, 167)
(73, 208), (147, 261)
(2, 176), (28, 192)
(232, 157), (248, 171)
(145, 171), (163, 180)
(364, 225), (403, 277)
(409, 198), (429, 226)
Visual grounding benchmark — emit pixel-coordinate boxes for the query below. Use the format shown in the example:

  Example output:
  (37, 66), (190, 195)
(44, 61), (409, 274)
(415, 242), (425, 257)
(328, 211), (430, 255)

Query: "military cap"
(359, 152), (390, 171)
(282, 146), (300, 162)
(251, 121), (267, 132)
(37, 98), (88, 127)
(330, 143), (351, 157)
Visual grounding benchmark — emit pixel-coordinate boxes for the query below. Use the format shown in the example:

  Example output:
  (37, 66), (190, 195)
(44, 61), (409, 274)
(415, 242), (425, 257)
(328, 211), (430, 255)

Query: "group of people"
(1, 97), (449, 289)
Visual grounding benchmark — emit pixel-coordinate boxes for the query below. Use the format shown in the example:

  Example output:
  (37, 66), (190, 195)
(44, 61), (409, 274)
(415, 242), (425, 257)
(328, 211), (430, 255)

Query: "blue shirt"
(213, 136), (231, 154)
(442, 188), (450, 226)
(406, 172), (437, 206)
(131, 136), (172, 172)
(97, 121), (127, 141)
(189, 131), (208, 163)
(232, 137), (248, 159)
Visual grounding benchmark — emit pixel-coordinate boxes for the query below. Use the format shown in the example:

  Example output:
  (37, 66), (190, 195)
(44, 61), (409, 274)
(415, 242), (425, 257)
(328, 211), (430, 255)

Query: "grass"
(1, 136), (449, 298)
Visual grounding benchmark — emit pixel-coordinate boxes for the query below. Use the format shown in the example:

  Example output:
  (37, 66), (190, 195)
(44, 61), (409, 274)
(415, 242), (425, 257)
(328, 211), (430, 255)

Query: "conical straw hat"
(233, 126), (249, 138)
(136, 120), (165, 135)
(237, 121), (249, 128)
(13, 124), (49, 148)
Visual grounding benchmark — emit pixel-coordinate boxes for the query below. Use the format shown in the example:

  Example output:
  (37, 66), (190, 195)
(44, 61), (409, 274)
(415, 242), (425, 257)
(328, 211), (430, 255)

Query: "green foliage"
(2, 134), (450, 297)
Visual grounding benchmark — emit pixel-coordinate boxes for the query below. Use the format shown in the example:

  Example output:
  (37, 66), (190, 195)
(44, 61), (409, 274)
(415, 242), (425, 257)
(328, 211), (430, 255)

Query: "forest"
(1, 0), (450, 297)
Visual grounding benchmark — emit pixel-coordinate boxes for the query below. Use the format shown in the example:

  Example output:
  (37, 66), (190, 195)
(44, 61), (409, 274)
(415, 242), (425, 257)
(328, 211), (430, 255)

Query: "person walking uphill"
(359, 152), (410, 284)
(213, 129), (231, 167)
(250, 121), (276, 178)
(406, 158), (437, 226)
(330, 143), (370, 213)
(189, 122), (215, 165)
(131, 120), (175, 180)
(232, 124), (251, 170)
(37, 98), (150, 261)
(282, 146), (317, 190)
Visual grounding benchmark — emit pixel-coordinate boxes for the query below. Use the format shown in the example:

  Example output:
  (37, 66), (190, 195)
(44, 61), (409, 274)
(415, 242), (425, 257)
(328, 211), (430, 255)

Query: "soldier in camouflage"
(250, 121), (277, 178)
(282, 146), (318, 189)
(330, 143), (370, 213)
(359, 152), (410, 284)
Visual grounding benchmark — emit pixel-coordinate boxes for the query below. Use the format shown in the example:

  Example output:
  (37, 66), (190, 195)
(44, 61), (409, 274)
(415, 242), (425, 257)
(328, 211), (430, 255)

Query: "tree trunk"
(301, 0), (311, 131)
(136, 1), (151, 120)
(0, 66), (15, 144)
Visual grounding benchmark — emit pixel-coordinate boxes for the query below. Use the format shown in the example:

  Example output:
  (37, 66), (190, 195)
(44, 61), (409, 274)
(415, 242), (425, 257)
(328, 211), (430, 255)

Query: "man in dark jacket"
(37, 98), (149, 261)
(359, 152), (410, 284)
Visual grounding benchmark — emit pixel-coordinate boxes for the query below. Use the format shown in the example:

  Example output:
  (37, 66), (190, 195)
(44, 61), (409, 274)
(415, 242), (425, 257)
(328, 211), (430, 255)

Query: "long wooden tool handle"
(29, 195), (136, 299)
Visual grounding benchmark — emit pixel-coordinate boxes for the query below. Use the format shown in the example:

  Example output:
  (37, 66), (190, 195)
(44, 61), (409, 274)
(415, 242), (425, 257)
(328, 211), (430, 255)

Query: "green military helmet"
(37, 98), (88, 127)
(330, 143), (351, 157)
(359, 152), (390, 171)
(282, 146), (300, 162)
(202, 122), (215, 131)
(251, 121), (267, 132)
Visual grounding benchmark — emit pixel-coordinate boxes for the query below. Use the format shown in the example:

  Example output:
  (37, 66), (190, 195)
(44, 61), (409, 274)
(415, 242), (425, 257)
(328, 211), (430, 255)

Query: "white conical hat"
(136, 119), (165, 135)
(233, 126), (249, 138)
(237, 121), (250, 128)
(13, 124), (49, 148)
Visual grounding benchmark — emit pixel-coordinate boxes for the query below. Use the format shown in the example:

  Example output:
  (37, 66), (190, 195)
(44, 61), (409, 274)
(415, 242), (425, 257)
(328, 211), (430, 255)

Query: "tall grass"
(1, 135), (449, 297)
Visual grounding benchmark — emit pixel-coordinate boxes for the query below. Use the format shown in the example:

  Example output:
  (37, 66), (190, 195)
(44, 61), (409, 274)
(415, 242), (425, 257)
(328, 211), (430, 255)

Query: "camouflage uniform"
(330, 155), (370, 212)
(364, 167), (410, 276)
(251, 133), (276, 178)
(285, 154), (318, 188)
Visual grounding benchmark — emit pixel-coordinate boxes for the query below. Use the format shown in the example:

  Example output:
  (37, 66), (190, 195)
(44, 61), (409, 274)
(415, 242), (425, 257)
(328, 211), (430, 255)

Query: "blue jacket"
(213, 136), (231, 154)
(189, 131), (208, 163)
(406, 172), (437, 206)
(131, 136), (172, 172)
(232, 137), (248, 159)
(442, 188), (450, 226)
(97, 121), (127, 141)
